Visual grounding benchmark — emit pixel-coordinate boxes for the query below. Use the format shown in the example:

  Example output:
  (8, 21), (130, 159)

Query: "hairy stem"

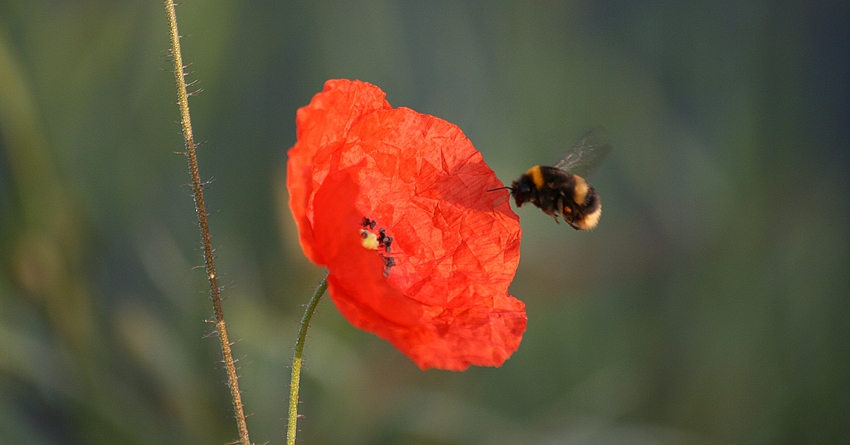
(163, 2), (251, 444)
(287, 275), (329, 445)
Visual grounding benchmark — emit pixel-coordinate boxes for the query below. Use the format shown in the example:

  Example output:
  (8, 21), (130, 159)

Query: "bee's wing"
(553, 126), (612, 176)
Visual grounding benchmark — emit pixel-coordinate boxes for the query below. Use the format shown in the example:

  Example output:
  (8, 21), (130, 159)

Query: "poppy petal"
(312, 168), (422, 328)
(287, 80), (391, 263)
(287, 79), (526, 370)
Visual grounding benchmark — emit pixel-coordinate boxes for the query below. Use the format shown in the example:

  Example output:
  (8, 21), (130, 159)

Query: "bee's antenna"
(487, 186), (513, 193)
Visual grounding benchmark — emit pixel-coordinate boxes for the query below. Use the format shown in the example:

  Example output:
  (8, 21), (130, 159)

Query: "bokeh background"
(1, 1), (848, 444)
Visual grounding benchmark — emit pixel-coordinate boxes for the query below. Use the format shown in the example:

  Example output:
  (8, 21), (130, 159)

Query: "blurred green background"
(1, 1), (848, 444)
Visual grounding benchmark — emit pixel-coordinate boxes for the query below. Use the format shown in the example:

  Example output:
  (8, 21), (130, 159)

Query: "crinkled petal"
(287, 79), (526, 370)
(287, 80), (391, 263)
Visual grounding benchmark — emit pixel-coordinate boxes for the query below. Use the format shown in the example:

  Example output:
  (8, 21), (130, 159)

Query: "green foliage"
(1, 1), (847, 443)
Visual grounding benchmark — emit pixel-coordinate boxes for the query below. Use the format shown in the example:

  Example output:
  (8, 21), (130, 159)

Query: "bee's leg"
(548, 197), (563, 223)
(541, 207), (560, 223)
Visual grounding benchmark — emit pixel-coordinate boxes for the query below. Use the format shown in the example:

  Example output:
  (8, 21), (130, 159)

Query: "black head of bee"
(508, 175), (535, 208)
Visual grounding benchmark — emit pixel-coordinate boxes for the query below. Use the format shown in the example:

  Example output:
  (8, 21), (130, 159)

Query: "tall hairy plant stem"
(287, 276), (328, 445)
(164, 2), (251, 444)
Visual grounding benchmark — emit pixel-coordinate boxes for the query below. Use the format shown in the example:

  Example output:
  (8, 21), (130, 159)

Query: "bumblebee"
(498, 127), (611, 230)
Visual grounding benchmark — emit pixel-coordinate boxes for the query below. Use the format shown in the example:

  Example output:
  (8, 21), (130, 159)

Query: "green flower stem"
(287, 275), (329, 445)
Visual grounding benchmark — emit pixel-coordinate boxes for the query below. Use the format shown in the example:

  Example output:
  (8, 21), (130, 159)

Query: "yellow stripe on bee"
(527, 166), (545, 189)
(573, 175), (588, 205)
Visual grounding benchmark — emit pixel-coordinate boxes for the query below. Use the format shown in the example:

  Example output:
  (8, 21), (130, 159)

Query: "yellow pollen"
(360, 229), (379, 250)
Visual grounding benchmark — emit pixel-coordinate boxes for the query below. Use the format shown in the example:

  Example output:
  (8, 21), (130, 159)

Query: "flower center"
(360, 217), (395, 277)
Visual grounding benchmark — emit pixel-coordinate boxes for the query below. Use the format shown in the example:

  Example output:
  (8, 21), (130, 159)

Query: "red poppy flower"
(287, 79), (525, 371)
